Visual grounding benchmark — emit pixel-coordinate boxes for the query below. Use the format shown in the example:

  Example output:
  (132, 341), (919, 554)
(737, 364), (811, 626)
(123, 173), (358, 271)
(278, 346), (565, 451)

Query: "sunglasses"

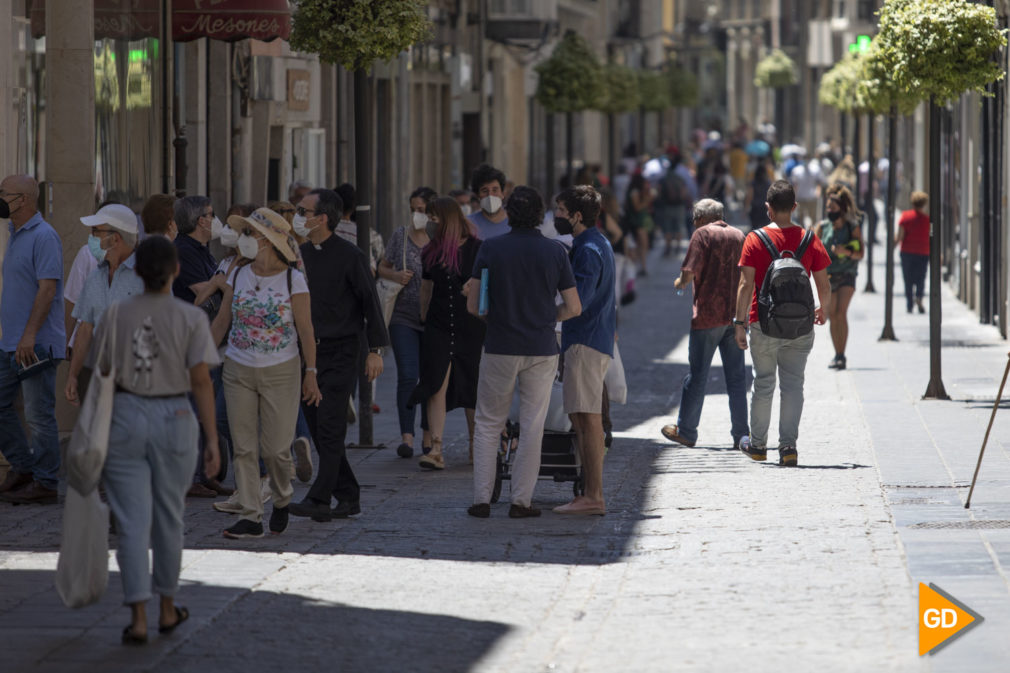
(296, 206), (316, 217)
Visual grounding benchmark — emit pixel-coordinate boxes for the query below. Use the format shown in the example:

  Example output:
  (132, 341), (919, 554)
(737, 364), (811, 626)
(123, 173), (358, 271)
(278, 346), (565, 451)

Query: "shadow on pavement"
(0, 569), (510, 673)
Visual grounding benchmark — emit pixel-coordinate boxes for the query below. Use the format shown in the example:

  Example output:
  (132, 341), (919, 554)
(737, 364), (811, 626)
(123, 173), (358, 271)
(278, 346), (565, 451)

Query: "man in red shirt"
(661, 198), (749, 450)
(734, 181), (831, 466)
(895, 190), (930, 313)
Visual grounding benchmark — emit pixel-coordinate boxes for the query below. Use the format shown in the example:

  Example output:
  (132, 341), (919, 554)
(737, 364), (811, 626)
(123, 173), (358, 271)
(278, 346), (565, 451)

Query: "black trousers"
(304, 335), (360, 504)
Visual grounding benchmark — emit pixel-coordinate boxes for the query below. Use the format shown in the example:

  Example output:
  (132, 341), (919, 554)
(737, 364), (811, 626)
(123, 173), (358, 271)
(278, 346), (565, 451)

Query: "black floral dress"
(409, 237), (486, 411)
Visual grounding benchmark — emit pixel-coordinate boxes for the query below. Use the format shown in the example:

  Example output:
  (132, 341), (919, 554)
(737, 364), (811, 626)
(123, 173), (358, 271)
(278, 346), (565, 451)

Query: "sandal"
(158, 605), (190, 633)
(419, 439), (444, 470)
(121, 625), (148, 645)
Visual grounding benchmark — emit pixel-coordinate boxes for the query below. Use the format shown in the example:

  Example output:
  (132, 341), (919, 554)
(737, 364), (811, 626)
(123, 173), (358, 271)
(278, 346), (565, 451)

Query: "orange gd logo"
(919, 583), (984, 655)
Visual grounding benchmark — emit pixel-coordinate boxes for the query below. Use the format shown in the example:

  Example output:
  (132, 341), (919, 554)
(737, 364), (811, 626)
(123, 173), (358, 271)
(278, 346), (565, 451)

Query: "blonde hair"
(910, 191), (928, 210)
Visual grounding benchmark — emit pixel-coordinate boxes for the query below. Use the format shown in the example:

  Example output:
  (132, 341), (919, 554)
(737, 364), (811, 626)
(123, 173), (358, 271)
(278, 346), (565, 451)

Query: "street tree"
(875, 0), (1007, 399)
(535, 31), (604, 190)
(594, 62), (640, 183)
(290, 0), (431, 443)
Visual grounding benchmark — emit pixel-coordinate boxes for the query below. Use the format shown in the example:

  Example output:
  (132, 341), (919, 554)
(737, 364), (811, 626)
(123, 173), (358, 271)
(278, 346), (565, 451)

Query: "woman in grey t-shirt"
(91, 236), (221, 644)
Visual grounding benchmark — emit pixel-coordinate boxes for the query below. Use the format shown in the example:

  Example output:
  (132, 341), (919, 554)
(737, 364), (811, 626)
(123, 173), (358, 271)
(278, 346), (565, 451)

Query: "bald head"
(1, 175), (39, 224)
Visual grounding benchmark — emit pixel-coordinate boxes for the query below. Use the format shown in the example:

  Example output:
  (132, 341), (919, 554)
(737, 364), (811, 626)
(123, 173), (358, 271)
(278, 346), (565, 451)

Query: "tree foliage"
(754, 48), (798, 89)
(594, 62), (640, 114)
(535, 32), (604, 114)
(666, 62), (699, 108)
(875, 0), (1007, 106)
(289, 0), (431, 71)
(637, 70), (671, 112)
(819, 52), (864, 113)
(855, 44), (920, 116)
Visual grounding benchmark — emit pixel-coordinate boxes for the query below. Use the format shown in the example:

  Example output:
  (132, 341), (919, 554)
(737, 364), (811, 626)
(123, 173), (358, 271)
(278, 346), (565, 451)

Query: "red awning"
(30, 0), (291, 43)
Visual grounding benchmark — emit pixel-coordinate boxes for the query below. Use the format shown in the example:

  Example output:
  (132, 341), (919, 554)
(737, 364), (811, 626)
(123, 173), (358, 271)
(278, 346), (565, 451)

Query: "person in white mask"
(376, 187), (435, 458)
(466, 164), (510, 240)
(449, 188), (474, 217)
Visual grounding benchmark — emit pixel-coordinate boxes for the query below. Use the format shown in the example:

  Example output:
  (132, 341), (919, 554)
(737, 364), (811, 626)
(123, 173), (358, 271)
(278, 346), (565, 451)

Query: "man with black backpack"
(734, 181), (831, 466)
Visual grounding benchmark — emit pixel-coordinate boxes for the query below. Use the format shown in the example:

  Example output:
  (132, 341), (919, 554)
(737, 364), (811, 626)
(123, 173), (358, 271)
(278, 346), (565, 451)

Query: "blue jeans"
(676, 325), (749, 445)
(389, 323), (429, 437)
(0, 348), (61, 489)
(102, 392), (198, 604)
(900, 252), (929, 309)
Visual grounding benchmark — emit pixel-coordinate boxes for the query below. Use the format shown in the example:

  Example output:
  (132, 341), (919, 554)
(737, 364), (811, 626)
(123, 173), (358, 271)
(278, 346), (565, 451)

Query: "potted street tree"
(594, 62), (641, 185)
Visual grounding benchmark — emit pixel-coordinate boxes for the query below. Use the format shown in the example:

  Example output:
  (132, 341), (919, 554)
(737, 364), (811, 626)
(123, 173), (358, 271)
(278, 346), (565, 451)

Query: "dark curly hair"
(504, 185), (544, 229)
(469, 163), (506, 195)
(556, 185), (602, 227)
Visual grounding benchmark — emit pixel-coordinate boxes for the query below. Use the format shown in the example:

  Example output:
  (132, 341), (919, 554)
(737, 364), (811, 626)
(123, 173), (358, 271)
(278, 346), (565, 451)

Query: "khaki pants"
(472, 352), (558, 508)
(223, 356), (299, 523)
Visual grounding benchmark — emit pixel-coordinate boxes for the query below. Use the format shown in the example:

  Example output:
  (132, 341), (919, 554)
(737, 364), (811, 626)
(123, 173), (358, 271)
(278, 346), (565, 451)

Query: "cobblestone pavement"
(2, 239), (1009, 672)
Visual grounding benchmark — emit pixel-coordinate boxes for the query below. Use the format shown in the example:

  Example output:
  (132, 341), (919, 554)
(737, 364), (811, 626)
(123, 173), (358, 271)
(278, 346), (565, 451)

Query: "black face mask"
(554, 216), (574, 236)
(0, 198), (10, 219)
(827, 211), (842, 222)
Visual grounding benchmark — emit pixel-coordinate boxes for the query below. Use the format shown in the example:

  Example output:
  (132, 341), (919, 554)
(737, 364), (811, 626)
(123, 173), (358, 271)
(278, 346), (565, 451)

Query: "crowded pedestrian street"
(3, 245), (1009, 672)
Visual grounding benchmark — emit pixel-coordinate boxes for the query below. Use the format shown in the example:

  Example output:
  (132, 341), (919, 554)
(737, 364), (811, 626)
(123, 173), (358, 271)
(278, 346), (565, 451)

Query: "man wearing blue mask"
(0, 175), (65, 504)
(64, 203), (143, 408)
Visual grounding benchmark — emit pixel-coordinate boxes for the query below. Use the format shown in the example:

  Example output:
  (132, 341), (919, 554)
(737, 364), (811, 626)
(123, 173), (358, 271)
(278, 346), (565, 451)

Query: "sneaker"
(223, 519), (264, 539)
(269, 506), (289, 534)
(739, 436), (767, 462)
(829, 354), (847, 370)
(396, 443), (413, 459)
(292, 437), (313, 482)
(779, 446), (798, 467)
(212, 493), (243, 514)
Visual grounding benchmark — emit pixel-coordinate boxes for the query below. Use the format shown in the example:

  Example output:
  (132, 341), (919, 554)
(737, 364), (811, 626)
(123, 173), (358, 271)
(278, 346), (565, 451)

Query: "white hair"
(693, 198), (724, 224)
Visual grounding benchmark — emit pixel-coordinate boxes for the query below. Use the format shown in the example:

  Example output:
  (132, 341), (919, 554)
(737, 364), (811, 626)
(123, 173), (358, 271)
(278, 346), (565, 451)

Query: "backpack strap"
(794, 230), (815, 262)
(287, 266), (293, 295)
(753, 228), (781, 260)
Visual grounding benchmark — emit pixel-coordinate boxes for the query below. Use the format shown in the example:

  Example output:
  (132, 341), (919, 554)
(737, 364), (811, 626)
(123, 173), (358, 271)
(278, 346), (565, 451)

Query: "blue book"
(478, 268), (489, 316)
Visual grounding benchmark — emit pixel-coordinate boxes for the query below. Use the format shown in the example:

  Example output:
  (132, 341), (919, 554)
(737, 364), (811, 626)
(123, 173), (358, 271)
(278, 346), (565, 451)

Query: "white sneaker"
(260, 476), (272, 504)
(212, 492), (242, 514)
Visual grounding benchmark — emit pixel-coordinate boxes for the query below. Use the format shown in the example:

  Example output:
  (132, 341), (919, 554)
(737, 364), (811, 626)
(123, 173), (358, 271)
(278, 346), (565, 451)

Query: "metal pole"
(864, 113), (876, 292)
(161, 0), (174, 194)
(924, 99), (949, 399)
(546, 112), (555, 197)
(964, 354), (1010, 508)
(565, 110), (574, 189)
(607, 112), (616, 185)
(353, 68), (376, 444)
(880, 108), (898, 341)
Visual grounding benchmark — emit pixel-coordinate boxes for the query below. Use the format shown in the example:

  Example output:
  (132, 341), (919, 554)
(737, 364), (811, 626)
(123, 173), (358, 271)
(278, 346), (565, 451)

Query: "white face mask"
(237, 234), (260, 260)
(460, 204), (472, 216)
(292, 213), (314, 238)
(219, 226), (239, 248)
(480, 195), (502, 215)
(210, 216), (224, 239)
(411, 211), (428, 230)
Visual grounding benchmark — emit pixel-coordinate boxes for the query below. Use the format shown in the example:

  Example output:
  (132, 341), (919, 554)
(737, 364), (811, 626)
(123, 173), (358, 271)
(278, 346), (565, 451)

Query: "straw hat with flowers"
(227, 207), (298, 263)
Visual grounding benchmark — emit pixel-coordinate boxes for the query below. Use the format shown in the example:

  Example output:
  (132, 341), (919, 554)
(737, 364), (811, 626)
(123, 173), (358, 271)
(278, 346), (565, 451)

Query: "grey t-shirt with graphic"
(90, 292), (221, 396)
(384, 226), (425, 331)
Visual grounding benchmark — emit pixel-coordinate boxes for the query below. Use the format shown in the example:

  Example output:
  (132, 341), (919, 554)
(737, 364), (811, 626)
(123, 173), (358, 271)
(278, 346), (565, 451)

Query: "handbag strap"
(97, 302), (118, 376)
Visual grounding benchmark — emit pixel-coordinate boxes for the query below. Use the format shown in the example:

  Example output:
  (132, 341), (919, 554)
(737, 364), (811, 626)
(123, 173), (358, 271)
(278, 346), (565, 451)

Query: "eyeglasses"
(277, 208), (295, 216)
(296, 206), (316, 217)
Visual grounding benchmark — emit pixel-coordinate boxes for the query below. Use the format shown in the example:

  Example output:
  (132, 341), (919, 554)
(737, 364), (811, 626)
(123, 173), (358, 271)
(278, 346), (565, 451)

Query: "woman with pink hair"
(410, 197), (486, 470)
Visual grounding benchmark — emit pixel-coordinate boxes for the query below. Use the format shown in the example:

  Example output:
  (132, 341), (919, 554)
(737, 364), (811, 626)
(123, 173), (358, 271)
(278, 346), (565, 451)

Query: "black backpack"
(753, 228), (816, 339)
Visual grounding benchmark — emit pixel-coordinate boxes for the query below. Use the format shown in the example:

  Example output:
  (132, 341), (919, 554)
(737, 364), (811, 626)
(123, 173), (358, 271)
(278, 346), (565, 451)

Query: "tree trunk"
(353, 68), (376, 443)
(923, 99), (948, 399)
(880, 108), (898, 341)
(864, 114), (876, 293)
(565, 110), (574, 189)
(546, 112), (555, 198)
(607, 112), (616, 184)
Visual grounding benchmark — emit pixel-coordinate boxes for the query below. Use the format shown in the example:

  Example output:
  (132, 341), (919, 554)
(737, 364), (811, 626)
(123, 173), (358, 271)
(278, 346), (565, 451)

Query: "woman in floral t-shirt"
(211, 208), (321, 539)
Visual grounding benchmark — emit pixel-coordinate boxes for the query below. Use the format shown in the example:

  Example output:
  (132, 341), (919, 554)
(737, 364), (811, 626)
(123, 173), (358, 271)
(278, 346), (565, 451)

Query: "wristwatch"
(368, 347), (383, 356)
(733, 319), (747, 326)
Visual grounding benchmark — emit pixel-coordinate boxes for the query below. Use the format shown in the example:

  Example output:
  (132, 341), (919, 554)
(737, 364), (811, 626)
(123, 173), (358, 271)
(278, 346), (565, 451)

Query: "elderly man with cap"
(65, 203), (144, 407)
(0, 175), (66, 505)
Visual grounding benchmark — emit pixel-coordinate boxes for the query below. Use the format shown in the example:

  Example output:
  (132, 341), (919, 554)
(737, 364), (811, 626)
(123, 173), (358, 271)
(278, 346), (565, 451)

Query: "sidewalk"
(0, 238), (1009, 672)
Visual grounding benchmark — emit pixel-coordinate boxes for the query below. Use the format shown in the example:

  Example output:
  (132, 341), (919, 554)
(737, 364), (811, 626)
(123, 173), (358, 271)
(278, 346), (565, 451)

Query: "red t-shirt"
(738, 225), (831, 325)
(898, 209), (930, 256)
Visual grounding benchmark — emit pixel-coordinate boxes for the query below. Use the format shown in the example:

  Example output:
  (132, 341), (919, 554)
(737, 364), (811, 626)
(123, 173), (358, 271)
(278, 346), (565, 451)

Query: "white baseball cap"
(80, 203), (138, 234)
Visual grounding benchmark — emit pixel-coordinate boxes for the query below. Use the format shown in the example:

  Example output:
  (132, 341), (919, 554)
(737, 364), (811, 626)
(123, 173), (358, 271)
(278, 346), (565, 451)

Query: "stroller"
(491, 374), (584, 503)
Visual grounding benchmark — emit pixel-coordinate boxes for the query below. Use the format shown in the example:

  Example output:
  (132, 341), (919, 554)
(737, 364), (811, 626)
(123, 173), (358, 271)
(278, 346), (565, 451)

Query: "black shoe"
(779, 446), (798, 467)
(604, 431), (613, 449)
(289, 498), (332, 522)
(917, 302), (926, 314)
(269, 506), (289, 534)
(330, 500), (361, 518)
(829, 354), (846, 370)
(396, 443), (413, 458)
(508, 504), (541, 518)
(468, 503), (491, 518)
(223, 519), (264, 539)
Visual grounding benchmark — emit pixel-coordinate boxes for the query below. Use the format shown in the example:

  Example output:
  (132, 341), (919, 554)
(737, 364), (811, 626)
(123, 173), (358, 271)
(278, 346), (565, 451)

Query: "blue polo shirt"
(72, 253), (144, 327)
(173, 233), (216, 304)
(1, 213), (66, 357)
(468, 211), (511, 240)
(471, 227), (575, 356)
(561, 227), (616, 357)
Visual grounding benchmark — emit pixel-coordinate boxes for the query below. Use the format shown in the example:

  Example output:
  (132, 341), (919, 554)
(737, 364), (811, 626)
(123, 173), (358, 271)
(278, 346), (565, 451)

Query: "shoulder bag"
(375, 226), (408, 326)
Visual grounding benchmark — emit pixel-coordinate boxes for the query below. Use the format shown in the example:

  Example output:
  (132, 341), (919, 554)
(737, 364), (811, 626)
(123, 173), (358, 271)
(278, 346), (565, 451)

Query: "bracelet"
(305, 367), (318, 373)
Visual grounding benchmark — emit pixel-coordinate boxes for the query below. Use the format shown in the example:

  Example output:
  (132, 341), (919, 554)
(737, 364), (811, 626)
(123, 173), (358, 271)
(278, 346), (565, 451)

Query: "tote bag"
(66, 303), (118, 496)
(55, 485), (110, 608)
(375, 227), (408, 325)
(605, 342), (627, 405)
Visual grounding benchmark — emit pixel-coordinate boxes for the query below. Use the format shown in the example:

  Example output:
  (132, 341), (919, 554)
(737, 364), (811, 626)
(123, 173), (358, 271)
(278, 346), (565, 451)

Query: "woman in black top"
(745, 162), (773, 232)
(410, 197), (486, 470)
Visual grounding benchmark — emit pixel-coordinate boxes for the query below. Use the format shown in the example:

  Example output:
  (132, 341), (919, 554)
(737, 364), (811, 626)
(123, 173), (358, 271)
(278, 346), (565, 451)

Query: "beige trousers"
(223, 356), (299, 523)
(472, 352), (558, 508)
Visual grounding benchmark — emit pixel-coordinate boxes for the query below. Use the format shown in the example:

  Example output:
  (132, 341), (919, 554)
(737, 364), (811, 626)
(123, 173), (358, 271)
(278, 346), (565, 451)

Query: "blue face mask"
(87, 234), (107, 263)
